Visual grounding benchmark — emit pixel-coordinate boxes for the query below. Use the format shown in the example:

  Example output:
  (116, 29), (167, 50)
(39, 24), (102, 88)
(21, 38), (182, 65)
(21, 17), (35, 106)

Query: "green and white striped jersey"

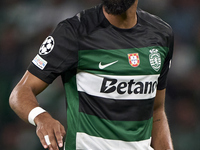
(28, 4), (174, 150)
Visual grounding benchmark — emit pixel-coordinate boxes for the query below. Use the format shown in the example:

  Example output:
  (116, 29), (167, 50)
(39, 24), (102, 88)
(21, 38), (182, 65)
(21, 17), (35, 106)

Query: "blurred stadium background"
(0, 0), (200, 150)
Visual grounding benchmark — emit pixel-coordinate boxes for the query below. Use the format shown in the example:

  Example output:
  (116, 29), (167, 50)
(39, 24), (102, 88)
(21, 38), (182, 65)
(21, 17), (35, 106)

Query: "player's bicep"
(153, 89), (166, 113)
(17, 70), (48, 95)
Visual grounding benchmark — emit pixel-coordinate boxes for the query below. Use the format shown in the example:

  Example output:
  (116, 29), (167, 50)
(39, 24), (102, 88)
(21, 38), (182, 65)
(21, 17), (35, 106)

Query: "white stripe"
(76, 72), (159, 100)
(76, 132), (154, 150)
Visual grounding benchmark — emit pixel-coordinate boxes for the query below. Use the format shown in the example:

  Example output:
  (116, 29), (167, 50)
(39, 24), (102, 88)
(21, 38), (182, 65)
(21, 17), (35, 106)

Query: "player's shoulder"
(59, 4), (103, 36)
(137, 8), (173, 35)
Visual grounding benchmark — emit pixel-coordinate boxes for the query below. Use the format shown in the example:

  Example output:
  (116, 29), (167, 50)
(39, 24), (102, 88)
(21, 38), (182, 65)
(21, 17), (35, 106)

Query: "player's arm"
(151, 89), (173, 150)
(9, 70), (66, 150)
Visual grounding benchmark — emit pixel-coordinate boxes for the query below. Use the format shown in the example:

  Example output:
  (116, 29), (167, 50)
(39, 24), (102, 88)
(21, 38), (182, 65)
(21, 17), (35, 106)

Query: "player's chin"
(102, 0), (136, 15)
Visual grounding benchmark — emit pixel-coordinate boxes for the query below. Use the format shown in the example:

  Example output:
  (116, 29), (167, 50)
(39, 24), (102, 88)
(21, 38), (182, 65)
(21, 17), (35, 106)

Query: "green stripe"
(78, 46), (168, 75)
(78, 113), (153, 142)
(64, 75), (79, 150)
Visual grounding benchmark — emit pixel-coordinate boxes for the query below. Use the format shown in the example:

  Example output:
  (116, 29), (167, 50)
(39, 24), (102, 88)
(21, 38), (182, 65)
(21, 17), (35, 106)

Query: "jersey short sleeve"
(157, 30), (174, 90)
(28, 19), (78, 84)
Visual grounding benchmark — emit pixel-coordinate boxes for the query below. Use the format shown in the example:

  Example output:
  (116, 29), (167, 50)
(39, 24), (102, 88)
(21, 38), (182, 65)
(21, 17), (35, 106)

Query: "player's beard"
(102, 0), (136, 15)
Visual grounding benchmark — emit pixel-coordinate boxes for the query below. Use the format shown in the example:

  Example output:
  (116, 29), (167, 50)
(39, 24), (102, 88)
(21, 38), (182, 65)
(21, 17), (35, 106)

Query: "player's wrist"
(34, 111), (52, 126)
(28, 107), (46, 126)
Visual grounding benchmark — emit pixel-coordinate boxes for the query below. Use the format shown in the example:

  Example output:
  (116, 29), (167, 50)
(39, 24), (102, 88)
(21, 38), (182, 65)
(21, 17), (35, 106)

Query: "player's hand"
(34, 112), (66, 150)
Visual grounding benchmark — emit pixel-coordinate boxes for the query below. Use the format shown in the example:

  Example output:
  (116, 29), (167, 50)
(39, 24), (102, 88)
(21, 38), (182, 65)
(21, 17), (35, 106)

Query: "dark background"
(0, 0), (200, 149)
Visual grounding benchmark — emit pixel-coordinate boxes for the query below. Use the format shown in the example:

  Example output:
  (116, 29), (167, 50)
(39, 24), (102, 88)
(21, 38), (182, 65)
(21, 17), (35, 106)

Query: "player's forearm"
(9, 84), (39, 123)
(151, 111), (173, 150)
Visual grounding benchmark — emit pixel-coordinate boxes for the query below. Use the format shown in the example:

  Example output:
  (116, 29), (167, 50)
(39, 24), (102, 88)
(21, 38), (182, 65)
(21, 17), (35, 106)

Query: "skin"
(103, 0), (138, 29)
(9, 1), (173, 149)
(102, 0), (136, 15)
(151, 89), (174, 150)
(9, 71), (65, 150)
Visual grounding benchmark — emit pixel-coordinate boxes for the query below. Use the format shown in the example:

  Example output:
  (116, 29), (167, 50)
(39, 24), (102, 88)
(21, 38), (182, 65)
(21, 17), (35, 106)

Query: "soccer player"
(9, 0), (174, 150)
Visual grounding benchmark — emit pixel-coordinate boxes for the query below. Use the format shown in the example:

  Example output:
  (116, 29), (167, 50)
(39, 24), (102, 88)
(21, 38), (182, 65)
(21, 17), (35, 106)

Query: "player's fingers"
(47, 130), (59, 150)
(48, 144), (56, 150)
(60, 124), (66, 138)
(54, 125), (63, 148)
(36, 129), (49, 149)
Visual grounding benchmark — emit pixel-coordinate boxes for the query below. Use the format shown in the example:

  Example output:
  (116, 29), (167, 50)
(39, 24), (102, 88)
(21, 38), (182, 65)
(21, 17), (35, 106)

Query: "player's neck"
(103, 2), (138, 29)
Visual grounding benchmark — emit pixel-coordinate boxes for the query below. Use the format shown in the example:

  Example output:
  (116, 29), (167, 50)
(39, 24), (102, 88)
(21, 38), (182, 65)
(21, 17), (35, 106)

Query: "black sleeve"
(28, 20), (78, 84)
(157, 30), (174, 90)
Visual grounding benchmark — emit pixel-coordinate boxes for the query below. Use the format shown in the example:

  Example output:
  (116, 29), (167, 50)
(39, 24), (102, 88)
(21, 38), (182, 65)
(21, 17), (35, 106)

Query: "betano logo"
(100, 78), (157, 95)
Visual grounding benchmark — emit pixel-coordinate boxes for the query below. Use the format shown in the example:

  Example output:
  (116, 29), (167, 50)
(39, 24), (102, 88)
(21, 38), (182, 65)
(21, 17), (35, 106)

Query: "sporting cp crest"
(149, 49), (161, 72)
(128, 53), (140, 67)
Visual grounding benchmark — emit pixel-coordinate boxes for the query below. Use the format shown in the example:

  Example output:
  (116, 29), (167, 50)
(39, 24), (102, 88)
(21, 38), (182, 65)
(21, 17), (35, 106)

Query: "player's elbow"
(9, 84), (25, 112)
(9, 86), (18, 111)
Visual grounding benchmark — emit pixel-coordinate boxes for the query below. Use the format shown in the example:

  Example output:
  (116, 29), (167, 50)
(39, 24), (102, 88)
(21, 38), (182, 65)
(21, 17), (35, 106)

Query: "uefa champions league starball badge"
(39, 36), (55, 55)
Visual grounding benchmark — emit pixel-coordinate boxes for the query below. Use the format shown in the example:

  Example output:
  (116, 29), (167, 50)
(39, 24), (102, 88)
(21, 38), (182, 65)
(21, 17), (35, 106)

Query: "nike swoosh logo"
(99, 60), (118, 69)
